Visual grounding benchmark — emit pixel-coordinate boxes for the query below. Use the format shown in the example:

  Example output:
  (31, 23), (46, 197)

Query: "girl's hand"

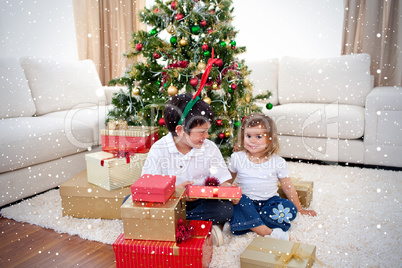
(299, 208), (317, 217)
(231, 198), (240, 205)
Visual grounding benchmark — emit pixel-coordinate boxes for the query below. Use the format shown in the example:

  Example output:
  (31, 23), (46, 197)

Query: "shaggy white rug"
(1, 162), (401, 267)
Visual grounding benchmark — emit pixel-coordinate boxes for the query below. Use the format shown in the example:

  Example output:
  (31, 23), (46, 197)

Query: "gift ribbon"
(212, 187), (219, 197)
(100, 150), (131, 166)
(177, 48), (219, 125)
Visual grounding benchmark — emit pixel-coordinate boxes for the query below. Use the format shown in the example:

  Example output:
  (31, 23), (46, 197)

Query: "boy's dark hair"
(164, 93), (215, 136)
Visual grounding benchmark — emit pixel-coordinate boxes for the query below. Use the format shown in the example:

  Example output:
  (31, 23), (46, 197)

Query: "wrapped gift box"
(122, 188), (186, 241)
(85, 151), (147, 191)
(114, 220), (213, 268)
(101, 126), (159, 154)
(131, 174), (176, 203)
(278, 179), (313, 208)
(240, 236), (317, 268)
(59, 170), (131, 219)
(187, 185), (242, 200)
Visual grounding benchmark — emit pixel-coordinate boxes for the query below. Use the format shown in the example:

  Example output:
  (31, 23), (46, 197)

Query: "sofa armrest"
(365, 86), (402, 145)
(103, 86), (127, 104)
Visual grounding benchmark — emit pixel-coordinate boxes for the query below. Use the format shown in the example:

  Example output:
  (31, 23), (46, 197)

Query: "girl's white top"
(229, 151), (289, 200)
(141, 132), (232, 186)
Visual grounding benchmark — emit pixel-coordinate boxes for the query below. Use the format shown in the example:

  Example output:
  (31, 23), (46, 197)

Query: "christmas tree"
(107, 0), (271, 158)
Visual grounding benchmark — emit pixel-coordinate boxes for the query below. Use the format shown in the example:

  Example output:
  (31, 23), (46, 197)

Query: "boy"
(141, 93), (233, 246)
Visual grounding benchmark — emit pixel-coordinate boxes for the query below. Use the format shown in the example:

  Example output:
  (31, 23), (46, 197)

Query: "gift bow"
(247, 242), (323, 268)
(274, 242), (313, 268)
(107, 119), (128, 130)
(100, 149), (131, 166)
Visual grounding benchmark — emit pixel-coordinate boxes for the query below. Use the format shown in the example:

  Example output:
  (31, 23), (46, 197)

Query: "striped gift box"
(113, 220), (213, 268)
(85, 151), (147, 191)
(100, 126), (159, 154)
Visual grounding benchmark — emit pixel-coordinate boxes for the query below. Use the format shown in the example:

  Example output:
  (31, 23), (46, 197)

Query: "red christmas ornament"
(135, 43), (143, 51)
(231, 83), (237, 90)
(214, 59), (223, 68)
(202, 44), (208, 51)
(171, 1), (178, 10)
(218, 133), (225, 139)
(204, 177), (220, 186)
(158, 118), (165, 126)
(175, 13), (184, 21)
(200, 20), (207, 27)
(216, 119), (223, 127)
(190, 78), (199, 87)
(153, 52), (161, 59)
(154, 8), (159, 12)
(207, 29), (213, 34)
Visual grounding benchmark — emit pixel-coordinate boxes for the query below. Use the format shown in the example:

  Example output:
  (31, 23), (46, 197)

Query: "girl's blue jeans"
(230, 194), (297, 235)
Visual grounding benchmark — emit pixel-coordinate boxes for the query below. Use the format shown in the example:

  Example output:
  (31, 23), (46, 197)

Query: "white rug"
(1, 162), (401, 267)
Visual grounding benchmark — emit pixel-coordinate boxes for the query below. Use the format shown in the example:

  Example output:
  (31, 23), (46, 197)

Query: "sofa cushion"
(257, 103), (365, 139)
(41, 104), (111, 145)
(19, 57), (106, 116)
(0, 117), (93, 173)
(278, 54), (371, 106)
(0, 57), (36, 119)
(246, 58), (279, 105)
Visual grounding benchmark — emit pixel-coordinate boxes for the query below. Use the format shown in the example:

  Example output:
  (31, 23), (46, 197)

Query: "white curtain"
(72, 0), (146, 85)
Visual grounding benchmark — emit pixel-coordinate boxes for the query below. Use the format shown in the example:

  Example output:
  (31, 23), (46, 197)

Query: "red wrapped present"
(100, 126), (159, 154)
(131, 174), (176, 203)
(187, 185), (242, 200)
(113, 220), (213, 268)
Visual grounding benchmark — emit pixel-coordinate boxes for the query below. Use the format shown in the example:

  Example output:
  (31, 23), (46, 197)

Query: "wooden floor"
(0, 216), (116, 267)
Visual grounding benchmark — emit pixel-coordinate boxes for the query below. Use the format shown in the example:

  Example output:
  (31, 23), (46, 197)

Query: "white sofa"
(248, 54), (402, 168)
(0, 57), (116, 207)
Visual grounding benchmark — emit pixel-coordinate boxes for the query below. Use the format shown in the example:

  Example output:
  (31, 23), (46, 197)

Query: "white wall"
(233, 0), (344, 60)
(0, 0), (343, 61)
(0, 0), (78, 60)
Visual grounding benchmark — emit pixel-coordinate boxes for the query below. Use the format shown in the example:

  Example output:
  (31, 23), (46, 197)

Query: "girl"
(225, 113), (317, 241)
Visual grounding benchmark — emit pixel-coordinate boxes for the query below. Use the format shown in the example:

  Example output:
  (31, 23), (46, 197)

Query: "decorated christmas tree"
(107, 0), (271, 158)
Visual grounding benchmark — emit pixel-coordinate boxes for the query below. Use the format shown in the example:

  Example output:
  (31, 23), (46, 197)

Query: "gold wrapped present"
(240, 236), (318, 268)
(121, 188), (186, 242)
(59, 170), (131, 219)
(278, 178), (313, 208)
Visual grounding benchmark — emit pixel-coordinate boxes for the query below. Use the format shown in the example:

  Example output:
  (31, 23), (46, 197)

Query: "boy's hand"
(177, 181), (198, 201)
(177, 180), (193, 188)
(299, 208), (317, 217)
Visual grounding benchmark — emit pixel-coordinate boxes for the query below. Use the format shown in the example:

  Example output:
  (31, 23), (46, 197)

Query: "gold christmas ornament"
(226, 40), (231, 49)
(197, 61), (206, 71)
(243, 77), (251, 87)
(245, 95), (251, 103)
(203, 97), (212, 104)
(212, 83), (218, 90)
(179, 39), (188, 46)
(167, 24), (176, 34)
(131, 86), (140, 96)
(225, 131), (231, 138)
(167, 85), (178, 96)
